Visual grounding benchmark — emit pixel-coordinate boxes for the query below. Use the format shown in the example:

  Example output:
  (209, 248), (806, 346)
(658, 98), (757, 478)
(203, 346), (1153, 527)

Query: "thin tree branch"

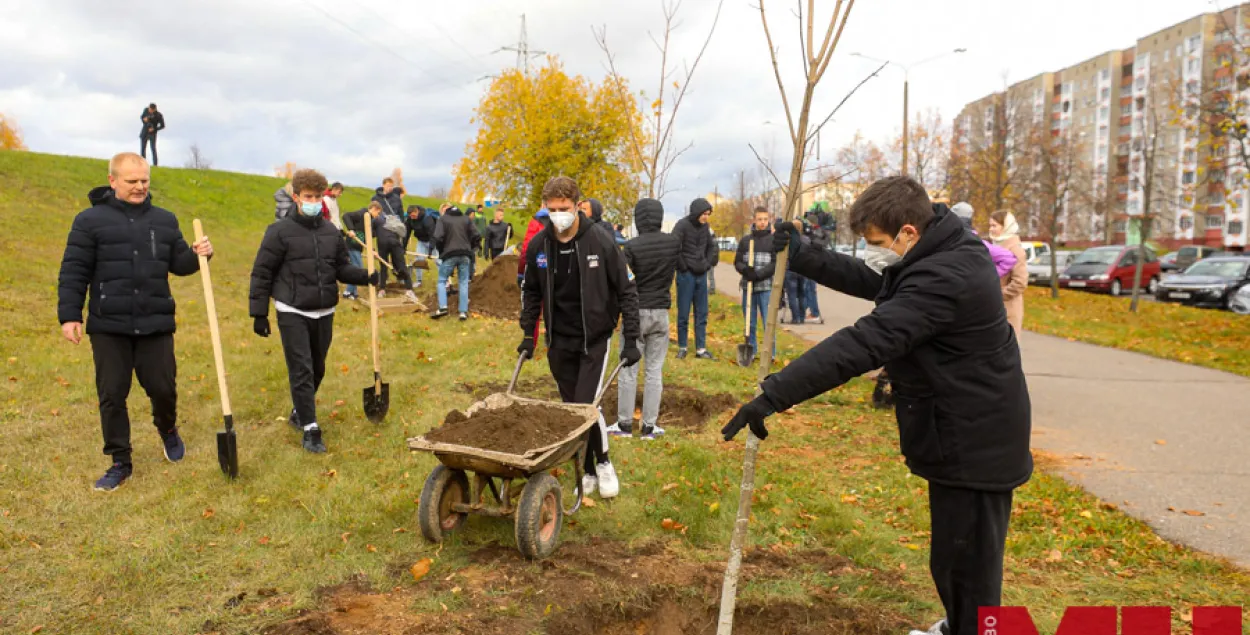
(813, 0), (851, 82)
(757, 1), (797, 144)
(807, 61), (886, 142)
(748, 142), (786, 192)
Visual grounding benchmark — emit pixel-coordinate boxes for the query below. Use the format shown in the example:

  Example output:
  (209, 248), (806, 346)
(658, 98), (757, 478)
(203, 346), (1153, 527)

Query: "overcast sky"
(0, 0), (1215, 217)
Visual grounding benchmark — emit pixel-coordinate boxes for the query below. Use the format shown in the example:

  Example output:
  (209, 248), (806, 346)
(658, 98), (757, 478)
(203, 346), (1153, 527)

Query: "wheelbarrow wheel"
(418, 465), (470, 543)
(515, 473), (563, 560)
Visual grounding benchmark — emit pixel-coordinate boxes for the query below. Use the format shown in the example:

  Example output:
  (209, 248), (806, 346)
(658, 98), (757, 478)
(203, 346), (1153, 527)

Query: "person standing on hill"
(671, 198), (718, 360)
(139, 104), (165, 166)
(519, 176), (640, 499)
(431, 205), (480, 320)
(57, 152), (213, 491)
(323, 182), (344, 229)
(249, 169), (378, 454)
(485, 209), (512, 260)
(735, 207), (777, 355)
(406, 205), (438, 287)
(371, 177), (405, 236)
(611, 198), (677, 439)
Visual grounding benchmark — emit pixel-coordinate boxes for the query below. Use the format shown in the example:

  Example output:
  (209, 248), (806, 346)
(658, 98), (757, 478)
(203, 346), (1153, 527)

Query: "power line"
(346, 0), (489, 78)
(495, 14), (545, 73)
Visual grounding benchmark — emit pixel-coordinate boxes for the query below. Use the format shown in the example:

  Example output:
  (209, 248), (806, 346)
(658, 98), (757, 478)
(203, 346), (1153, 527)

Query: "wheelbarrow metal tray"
(407, 393), (599, 475)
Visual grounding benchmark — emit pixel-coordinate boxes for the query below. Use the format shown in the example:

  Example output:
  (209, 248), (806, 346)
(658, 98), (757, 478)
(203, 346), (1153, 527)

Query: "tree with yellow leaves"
(454, 57), (645, 222)
(0, 114), (27, 150)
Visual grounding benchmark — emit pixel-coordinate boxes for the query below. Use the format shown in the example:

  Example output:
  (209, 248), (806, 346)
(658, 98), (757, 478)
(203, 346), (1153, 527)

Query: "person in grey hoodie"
(670, 198), (718, 359)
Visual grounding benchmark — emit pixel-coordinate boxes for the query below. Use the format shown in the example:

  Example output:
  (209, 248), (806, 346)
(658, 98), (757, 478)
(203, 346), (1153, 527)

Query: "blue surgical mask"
(300, 201), (322, 217)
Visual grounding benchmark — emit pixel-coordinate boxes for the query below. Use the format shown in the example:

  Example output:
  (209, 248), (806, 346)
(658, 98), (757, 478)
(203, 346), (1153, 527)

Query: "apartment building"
(954, 4), (1250, 249)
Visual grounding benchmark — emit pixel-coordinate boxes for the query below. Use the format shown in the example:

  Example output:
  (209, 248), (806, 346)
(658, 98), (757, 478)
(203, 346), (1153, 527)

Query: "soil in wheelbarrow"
(423, 401), (586, 455)
(418, 254), (521, 320)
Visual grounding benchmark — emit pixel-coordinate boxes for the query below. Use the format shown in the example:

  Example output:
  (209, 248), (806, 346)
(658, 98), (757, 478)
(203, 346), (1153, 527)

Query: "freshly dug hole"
(423, 402), (586, 454)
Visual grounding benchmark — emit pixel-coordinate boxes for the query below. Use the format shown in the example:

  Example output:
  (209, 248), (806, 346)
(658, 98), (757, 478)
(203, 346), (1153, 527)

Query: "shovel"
(193, 219), (238, 479)
(362, 216), (390, 422)
(737, 239), (757, 367)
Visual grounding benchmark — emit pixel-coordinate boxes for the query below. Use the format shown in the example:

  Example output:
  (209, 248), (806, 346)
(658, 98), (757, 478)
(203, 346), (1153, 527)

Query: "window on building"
(1114, 219), (1129, 232)
(1211, 169), (1226, 182)
(1218, 76), (1233, 89)
(1188, 58), (1201, 74)
(1187, 80), (1200, 94)
(1183, 171), (1196, 184)
(1180, 215), (1194, 230)
(1184, 148), (1197, 163)
(1176, 44), (1183, 57)
(1101, 87), (1110, 100)
(1117, 142), (1130, 155)
(1209, 192), (1225, 205)
(1120, 104), (1131, 116)
(1135, 76), (1146, 91)
(1189, 35), (1202, 53)
(1101, 68), (1110, 81)
(1206, 214), (1224, 228)
(1099, 106), (1109, 120)
(1136, 96), (1146, 111)
(1165, 50), (1171, 63)
(1063, 101), (1070, 113)
(1231, 220), (1245, 235)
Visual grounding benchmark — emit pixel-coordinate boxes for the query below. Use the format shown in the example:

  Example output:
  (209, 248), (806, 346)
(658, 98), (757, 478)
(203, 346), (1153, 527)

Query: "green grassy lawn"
(0, 150), (1247, 634)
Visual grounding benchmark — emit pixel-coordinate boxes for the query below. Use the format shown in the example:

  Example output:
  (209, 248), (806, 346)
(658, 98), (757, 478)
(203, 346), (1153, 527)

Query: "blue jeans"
(437, 255), (471, 313)
(675, 271), (708, 350)
(784, 272), (806, 324)
(345, 249), (363, 296)
(803, 277), (821, 318)
(742, 288), (772, 352)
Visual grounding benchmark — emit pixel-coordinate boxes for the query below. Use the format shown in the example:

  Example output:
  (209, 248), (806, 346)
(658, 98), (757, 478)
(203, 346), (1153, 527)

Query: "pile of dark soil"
(423, 402), (586, 454)
(419, 255), (522, 320)
(601, 384), (738, 431)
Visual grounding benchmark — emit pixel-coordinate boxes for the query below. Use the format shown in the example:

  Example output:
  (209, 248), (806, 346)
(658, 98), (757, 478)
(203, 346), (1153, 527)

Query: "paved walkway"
(714, 263), (1250, 568)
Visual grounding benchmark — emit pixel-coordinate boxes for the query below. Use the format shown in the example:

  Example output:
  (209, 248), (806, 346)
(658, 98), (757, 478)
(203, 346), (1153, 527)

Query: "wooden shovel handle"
(363, 216), (382, 389)
(744, 239), (755, 338)
(349, 233), (394, 270)
(193, 219), (232, 421)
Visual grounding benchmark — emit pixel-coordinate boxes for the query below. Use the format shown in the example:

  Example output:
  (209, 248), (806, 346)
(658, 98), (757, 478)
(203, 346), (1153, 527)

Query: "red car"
(1058, 245), (1161, 296)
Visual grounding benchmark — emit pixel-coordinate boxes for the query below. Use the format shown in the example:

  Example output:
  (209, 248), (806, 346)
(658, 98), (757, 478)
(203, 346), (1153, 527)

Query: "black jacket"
(671, 208), (718, 274)
(57, 187), (200, 336)
(759, 207), (1032, 492)
(623, 199), (678, 310)
(521, 214), (640, 350)
(140, 109), (165, 138)
(370, 186), (404, 218)
(735, 228), (776, 291)
(341, 208), (383, 252)
(433, 208), (480, 259)
(249, 213), (369, 318)
(485, 220), (513, 250)
(407, 208), (437, 242)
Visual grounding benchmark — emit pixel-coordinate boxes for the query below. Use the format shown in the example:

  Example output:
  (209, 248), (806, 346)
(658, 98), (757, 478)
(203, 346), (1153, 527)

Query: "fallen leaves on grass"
(660, 518), (688, 534)
(257, 536), (270, 546)
(202, 508), (215, 519)
(410, 558), (433, 581)
(581, 497), (596, 508)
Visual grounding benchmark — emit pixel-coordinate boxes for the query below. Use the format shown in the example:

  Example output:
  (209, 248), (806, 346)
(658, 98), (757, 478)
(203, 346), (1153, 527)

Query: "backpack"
(381, 213), (406, 237)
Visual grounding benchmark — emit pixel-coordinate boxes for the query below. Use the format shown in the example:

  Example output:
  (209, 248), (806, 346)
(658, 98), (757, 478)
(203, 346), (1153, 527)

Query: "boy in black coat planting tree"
(722, 176), (1032, 635)
(249, 169), (379, 454)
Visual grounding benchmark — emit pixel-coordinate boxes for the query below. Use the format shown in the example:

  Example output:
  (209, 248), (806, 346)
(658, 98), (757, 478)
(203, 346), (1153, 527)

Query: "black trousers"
(928, 482), (1013, 635)
(489, 247), (504, 260)
(90, 333), (177, 464)
(547, 338), (609, 473)
(277, 311), (334, 427)
(377, 238), (412, 290)
(140, 134), (158, 166)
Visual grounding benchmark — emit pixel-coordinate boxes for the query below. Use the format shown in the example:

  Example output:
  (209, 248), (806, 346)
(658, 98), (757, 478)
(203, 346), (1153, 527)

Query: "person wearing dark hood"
(406, 205), (439, 287)
(485, 208), (512, 260)
(670, 198), (718, 359)
(610, 198), (678, 439)
(520, 176), (640, 498)
(250, 169), (379, 454)
(432, 205), (480, 320)
(722, 176), (1031, 635)
(139, 103), (165, 166)
(734, 207), (777, 356)
(57, 152), (213, 491)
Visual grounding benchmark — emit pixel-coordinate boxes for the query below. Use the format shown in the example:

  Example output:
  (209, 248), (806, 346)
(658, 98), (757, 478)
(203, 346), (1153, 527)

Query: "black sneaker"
(640, 424), (666, 440)
(676, 348), (688, 359)
(93, 462), (132, 492)
(458, 312), (468, 321)
(431, 308), (449, 319)
(695, 349), (714, 360)
(302, 428), (327, 453)
(288, 408), (301, 431)
(160, 427), (185, 462)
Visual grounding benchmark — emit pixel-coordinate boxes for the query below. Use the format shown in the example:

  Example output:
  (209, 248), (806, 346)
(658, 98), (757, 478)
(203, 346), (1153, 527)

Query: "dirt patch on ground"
(264, 539), (909, 635)
(420, 255), (521, 320)
(422, 402), (586, 454)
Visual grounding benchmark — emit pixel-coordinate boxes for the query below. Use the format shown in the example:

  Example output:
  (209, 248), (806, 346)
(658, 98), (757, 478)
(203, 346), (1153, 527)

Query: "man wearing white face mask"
(721, 176), (1032, 635)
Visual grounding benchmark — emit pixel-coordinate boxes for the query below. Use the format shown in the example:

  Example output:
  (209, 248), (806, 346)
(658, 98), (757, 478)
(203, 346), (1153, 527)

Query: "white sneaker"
(581, 472), (598, 498)
(908, 619), (948, 635)
(595, 461), (619, 499)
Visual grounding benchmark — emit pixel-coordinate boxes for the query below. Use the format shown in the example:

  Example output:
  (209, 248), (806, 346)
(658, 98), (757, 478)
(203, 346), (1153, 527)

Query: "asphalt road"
(713, 262), (1250, 569)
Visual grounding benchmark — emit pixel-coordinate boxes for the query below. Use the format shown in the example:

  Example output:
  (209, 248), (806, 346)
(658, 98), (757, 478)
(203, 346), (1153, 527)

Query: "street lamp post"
(852, 48), (966, 178)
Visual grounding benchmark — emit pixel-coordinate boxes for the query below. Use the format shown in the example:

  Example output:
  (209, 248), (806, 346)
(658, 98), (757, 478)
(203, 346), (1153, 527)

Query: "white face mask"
(862, 230), (913, 274)
(550, 211), (576, 232)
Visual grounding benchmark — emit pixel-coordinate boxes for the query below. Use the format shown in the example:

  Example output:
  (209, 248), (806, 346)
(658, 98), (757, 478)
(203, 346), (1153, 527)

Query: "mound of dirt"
(423, 402), (586, 454)
(601, 383), (738, 431)
(419, 255), (522, 320)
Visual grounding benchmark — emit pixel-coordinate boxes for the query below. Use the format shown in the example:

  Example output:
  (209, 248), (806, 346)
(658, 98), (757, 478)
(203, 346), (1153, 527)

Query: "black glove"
(721, 394), (777, 441)
(621, 345), (642, 367)
(771, 220), (802, 260)
(368, 270), (383, 287)
(517, 336), (535, 360)
(253, 316), (270, 338)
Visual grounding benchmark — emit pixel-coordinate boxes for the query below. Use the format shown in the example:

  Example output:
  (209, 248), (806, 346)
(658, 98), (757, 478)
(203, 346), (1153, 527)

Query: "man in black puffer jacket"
(250, 169), (378, 454)
(57, 152), (213, 492)
(670, 198), (718, 359)
(611, 198), (677, 439)
(431, 205), (480, 319)
(722, 176), (1031, 635)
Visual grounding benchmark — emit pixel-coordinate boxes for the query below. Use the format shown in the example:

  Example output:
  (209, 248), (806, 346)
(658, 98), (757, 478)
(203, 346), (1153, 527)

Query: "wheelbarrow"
(407, 354), (625, 560)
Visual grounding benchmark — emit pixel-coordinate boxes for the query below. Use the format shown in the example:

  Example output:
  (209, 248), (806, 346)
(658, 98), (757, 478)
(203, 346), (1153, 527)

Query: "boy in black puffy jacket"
(249, 169), (379, 453)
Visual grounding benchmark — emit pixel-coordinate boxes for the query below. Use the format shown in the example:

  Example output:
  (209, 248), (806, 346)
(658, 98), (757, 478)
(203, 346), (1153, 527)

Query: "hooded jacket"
(433, 207), (480, 260)
(735, 227), (776, 292)
(249, 212), (369, 317)
(406, 206), (437, 243)
(624, 199), (679, 310)
(760, 206), (1032, 492)
(518, 209), (551, 277)
(57, 187), (201, 336)
(139, 108), (165, 138)
(371, 186), (405, 218)
(671, 198), (718, 274)
(521, 213), (640, 351)
(485, 219), (513, 250)
(274, 184), (297, 221)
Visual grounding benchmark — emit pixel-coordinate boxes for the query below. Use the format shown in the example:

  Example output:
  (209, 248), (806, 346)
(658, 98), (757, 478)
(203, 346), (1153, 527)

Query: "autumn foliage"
(0, 114), (27, 151)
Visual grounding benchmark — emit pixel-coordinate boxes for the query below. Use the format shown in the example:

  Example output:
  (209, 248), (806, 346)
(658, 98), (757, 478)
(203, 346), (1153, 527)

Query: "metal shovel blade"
(737, 342), (756, 367)
(216, 416), (238, 479)
(363, 375), (390, 423)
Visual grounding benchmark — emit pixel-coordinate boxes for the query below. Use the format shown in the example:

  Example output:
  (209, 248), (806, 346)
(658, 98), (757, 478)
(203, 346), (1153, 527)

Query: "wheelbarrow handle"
(506, 351), (528, 395)
(591, 361), (628, 409)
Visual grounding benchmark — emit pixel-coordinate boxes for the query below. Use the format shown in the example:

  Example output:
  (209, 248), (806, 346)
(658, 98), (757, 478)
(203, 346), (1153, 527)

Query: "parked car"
(1058, 245), (1161, 296)
(1027, 251), (1076, 286)
(1158, 251), (1180, 273)
(1230, 283), (1250, 314)
(716, 237), (738, 252)
(1174, 245), (1219, 270)
(1021, 241), (1052, 265)
(1155, 256), (1250, 309)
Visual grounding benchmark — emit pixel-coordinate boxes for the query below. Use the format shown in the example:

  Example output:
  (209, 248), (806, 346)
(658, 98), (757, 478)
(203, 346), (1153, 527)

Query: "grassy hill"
(0, 150), (1246, 634)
